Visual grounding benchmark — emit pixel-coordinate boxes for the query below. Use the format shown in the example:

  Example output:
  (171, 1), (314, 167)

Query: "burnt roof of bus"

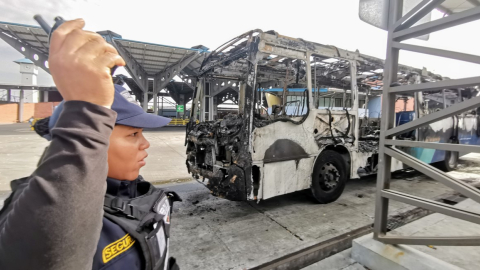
(197, 29), (445, 91)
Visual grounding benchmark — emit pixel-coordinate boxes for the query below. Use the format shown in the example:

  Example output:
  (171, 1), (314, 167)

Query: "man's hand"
(48, 19), (125, 108)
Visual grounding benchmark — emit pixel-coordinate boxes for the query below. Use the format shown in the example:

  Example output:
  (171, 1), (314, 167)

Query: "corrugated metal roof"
(0, 21), (208, 79)
(0, 21), (49, 54)
(113, 38), (207, 76)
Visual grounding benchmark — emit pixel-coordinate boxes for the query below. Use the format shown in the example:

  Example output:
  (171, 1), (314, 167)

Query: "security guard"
(0, 19), (180, 270)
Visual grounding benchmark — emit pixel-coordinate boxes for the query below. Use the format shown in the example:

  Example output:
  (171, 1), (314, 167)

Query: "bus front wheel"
(311, 150), (347, 204)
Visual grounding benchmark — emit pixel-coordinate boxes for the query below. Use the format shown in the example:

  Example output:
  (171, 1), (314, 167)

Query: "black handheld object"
(33, 15), (65, 44)
(33, 15), (117, 76)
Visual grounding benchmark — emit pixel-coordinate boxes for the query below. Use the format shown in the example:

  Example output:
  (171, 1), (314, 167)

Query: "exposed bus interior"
(185, 29), (480, 201)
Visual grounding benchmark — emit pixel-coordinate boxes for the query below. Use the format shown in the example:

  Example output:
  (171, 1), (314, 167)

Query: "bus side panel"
(458, 115), (480, 156)
(403, 117), (454, 164)
(262, 157), (316, 200)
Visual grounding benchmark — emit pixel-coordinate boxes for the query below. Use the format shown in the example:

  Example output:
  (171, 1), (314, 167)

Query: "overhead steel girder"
(382, 189), (480, 224)
(394, 0), (445, 32)
(101, 32), (149, 93)
(393, 6), (480, 41)
(385, 93), (480, 137)
(392, 42), (480, 65)
(390, 76), (480, 94)
(384, 146), (480, 205)
(153, 52), (203, 94)
(0, 31), (50, 74)
(385, 139), (480, 153)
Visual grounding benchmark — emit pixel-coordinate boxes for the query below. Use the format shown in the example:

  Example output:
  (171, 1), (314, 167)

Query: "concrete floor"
(165, 160), (480, 270)
(387, 199), (480, 270)
(1, 123), (480, 269)
(0, 123), (191, 193)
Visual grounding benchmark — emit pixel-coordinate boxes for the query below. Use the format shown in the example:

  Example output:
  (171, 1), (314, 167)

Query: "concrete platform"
(0, 124), (191, 192)
(302, 249), (366, 270)
(166, 168), (480, 270)
(352, 234), (462, 270)
(352, 199), (480, 270)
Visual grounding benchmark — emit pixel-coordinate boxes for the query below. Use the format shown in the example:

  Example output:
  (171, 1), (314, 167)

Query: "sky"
(0, 0), (479, 87)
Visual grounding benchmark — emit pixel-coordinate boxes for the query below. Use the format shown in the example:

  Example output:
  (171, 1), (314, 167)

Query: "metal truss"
(100, 31), (149, 95)
(374, 0), (480, 246)
(0, 30), (50, 74)
(153, 51), (201, 93)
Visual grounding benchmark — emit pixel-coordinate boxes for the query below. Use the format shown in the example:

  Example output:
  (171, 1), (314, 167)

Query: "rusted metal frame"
(373, 0), (403, 240)
(393, 0), (445, 32)
(385, 94), (480, 137)
(393, 6), (480, 41)
(306, 51), (314, 110)
(392, 42), (480, 65)
(350, 60), (359, 151)
(385, 139), (480, 153)
(200, 30), (261, 73)
(384, 147), (480, 204)
(381, 189), (480, 224)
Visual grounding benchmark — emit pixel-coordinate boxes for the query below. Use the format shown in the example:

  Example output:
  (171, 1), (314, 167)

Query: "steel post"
(18, 90), (24, 122)
(373, 0), (403, 239)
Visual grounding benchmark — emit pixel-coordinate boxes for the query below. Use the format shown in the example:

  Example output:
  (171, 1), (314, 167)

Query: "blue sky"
(1, 0), (479, 86)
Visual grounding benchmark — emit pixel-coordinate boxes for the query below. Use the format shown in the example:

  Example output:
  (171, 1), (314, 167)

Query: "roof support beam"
(394, 0), (445, 32)
(0, 31), (50, 74)
(393, 6), (480, 41)
(104, 34), (149, 93)
(392, 41), (480, 64)
(385, 93), (480, 137)
(154, 51), (202, 94)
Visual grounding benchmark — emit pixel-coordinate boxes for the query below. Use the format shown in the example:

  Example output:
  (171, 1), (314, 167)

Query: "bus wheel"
(436, 150), (459, 172)
(311, 150), (347, 204)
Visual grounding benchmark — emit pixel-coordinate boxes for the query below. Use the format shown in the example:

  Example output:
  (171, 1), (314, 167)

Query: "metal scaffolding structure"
(374, 0), (480, 246)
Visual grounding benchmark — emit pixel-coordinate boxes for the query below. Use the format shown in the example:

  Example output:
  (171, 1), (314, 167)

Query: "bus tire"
(434, 139), (459, 172)
(311, 150), (347, 204)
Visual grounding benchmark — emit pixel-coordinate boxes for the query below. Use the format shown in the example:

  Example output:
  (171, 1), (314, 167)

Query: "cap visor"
(116, 113), (171, 128)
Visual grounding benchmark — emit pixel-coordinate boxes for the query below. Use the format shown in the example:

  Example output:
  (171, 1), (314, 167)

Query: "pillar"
(143, 91), (148, 112)
(18, 90), (24, 122)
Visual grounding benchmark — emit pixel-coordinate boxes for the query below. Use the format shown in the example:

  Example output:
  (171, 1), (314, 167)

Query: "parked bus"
(185, 30), (480, 203)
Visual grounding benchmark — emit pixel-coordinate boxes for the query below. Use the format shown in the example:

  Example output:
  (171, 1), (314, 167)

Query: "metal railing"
(374, 0), (480, 246)
(168, 118), (199, 126)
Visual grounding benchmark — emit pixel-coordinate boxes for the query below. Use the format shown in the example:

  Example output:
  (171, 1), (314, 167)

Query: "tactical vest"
(103, 185), (181, 270)
(0, 177), (181, 270)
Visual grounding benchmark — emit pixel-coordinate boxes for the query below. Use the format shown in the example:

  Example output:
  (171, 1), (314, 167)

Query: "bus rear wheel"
(311, 150), (347, 204)
(434, 139), (459, 172)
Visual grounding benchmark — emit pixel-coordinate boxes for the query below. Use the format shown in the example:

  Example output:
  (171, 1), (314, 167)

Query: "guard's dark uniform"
(1, 176), (180, 270)
(92, 178), (145, 270)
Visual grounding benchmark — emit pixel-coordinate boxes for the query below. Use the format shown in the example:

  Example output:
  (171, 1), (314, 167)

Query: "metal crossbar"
(374, 0), (480, 246)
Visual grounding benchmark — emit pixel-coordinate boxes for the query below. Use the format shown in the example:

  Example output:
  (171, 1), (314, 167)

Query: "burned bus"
(185, 30), (480, 203)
